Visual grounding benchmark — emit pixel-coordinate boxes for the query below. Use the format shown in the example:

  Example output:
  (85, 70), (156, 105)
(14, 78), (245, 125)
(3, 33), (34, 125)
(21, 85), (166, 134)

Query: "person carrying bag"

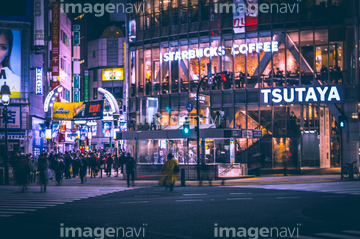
(159, 153), (179, 191)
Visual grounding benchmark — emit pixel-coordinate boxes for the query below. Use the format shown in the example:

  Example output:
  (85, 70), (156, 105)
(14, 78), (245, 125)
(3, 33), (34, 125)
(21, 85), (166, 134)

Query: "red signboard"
(52, 2), (60, 76)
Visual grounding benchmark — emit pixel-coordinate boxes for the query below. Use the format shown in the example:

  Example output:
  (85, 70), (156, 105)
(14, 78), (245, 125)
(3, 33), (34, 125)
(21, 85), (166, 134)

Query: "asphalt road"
(1, 182), (360, 239)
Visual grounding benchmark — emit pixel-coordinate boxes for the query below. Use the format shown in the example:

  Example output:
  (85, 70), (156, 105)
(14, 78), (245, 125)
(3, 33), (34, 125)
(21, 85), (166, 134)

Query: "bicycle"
(342, 160), (359, 179)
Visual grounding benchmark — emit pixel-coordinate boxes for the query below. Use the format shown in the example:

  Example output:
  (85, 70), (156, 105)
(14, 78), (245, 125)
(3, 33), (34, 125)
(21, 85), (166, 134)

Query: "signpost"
(186, 102), (193, 113)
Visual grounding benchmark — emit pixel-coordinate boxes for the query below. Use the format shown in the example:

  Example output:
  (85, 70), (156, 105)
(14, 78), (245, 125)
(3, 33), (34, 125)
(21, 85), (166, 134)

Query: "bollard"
(0, 169), (3, 185)
(101, 168), (103, 178)
(181, 168), (185, 186)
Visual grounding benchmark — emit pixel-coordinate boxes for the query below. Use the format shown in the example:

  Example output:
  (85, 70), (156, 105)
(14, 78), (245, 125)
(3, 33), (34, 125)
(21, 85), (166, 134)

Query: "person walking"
(15, 155), (30, 192)
(160, 153), (179, 191)
(119, 152), (126, 174)
(55, 156), (64, 185)
(106, 153), (113, 177)
(89, 153), (97, 178)
(38, 153), (49, 192)
(125, 153), (136, 187)
(64, 151), (72, 179)
(79, 155), (87, 184)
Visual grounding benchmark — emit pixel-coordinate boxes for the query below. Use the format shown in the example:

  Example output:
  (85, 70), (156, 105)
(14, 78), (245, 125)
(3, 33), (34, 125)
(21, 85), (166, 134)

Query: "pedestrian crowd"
(9, 148), (137, 192)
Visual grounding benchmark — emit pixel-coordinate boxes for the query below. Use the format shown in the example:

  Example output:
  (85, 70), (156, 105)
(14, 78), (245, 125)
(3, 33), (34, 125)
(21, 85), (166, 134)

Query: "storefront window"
(188, 140), (198, 163)
(160, 110), (170, 126)
(172, 0), (179, 25)
(189, 42), (199, 92)
(200, 42), (210, 91)
(137, 49), (144, 96)
(170, 110), (179, 125)
(180, 44), (189, 92)
(171, 45), (179, 93)
(273, 106), (286, 134)
(329, 42), (343, 84)
(153, 140), (167, 164)
(169, 140), (185, 164)
(234, 39), (245, 88)
(215, 139), (230, 163)
(211, 39), (222, 89)
(152, 48), (160, 95)
(130, 50), (136, 97)
(190, 0), (198, 22)
(300, 30), (315, 85)
(287, 105), (301, 135)
(161, 46), (169, 94)
(205, 139), (214, 163)
(246, 38), (258, 88)
(234, 106), (246, 129)
(144, 49), (152, 95)
(223, 40), (234, 87)
(259, 105), (272, 136)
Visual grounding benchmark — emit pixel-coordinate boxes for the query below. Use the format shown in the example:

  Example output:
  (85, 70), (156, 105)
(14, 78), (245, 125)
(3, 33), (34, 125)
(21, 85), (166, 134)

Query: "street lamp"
(1, 82), (11, 185)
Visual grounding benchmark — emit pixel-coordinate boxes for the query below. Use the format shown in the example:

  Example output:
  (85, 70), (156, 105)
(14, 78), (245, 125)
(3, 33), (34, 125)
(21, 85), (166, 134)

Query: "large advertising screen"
(0, 29), (21, 98)
(52, 100), (104, 121)
(102, 68), (123, 81)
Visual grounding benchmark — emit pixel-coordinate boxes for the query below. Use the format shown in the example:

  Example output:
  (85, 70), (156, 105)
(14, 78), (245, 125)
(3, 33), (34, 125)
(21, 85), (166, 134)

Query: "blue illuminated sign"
(35, 67), (43, 95)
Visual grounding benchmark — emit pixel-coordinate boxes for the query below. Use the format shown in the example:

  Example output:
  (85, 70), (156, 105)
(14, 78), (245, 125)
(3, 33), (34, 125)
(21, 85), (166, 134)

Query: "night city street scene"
(1, 0), (360, 239)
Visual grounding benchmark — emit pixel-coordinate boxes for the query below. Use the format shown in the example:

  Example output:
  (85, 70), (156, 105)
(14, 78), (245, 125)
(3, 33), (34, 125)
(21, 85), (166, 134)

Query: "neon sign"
(260, 86), (342, 105)
(163, 41), (279, 62)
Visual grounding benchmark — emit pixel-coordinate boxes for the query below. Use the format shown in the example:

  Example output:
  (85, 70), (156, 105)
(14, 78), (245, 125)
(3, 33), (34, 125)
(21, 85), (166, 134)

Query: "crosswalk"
(233, 181), (360, 195)
(0, 186), (135, 218)
(298, 230), (360, 239)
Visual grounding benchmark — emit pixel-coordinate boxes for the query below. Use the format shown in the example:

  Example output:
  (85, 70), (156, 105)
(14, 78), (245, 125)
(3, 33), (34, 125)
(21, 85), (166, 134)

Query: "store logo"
(35, 67), (43, 95)
(163, 41), (278, 62)
(261, 86), (341, 104)
(54, 107), (70, 114)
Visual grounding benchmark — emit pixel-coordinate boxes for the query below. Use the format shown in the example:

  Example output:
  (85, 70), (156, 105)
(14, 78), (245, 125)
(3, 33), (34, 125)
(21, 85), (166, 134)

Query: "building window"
(93, 51), (96, 58)
(93, 69), (98, 82)
(93, 88), (98, 99)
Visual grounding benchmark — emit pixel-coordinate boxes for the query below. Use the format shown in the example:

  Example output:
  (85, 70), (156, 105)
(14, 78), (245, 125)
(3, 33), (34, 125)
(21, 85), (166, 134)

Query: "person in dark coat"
(38, 153), (49, 192)
(119, 152), (126, 174)
(125, 153), (136, 187)
(55, 157), (64, 185)
(64, 151), (72, 179)
(79, 155), (87, 184)
(89, 153), (97, 178)
(15, 156), (30, 192)
(106, 154), (113, 177)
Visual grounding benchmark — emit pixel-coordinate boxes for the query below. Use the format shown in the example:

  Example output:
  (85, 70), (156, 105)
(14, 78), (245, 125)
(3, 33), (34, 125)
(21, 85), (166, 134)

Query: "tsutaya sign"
(163, 41), (279, 62)
(260, 86), (343, 105)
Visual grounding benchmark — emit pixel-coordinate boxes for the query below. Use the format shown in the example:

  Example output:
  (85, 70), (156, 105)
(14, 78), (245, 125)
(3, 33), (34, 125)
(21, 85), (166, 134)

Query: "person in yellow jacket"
(160, 153), (179, 191)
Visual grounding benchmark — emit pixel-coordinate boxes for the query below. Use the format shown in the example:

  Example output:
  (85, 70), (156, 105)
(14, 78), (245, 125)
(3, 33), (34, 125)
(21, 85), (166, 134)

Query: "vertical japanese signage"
(33, 0), (44, 46)
(51, 2), (60, 76)
(35, 67), (43, 95)
(84, 70), (89, 101)
(73, 25), (80, 102)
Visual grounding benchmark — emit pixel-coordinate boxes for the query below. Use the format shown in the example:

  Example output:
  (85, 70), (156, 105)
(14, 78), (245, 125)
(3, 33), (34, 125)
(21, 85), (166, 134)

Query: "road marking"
(298, 236), (322, 239)
(176, 199), (203, 202)
(227, 198), (253, 200)
(343, 231), (360, 235)
(183, 194), (207, 196)
(229, 193), (252, 195)
(322, 195), (345, 198)
(0, 215), (12, 217)
(118, 201), (149, 204)
(0, 206), (47, 209)
(276, 197), (301, 199)
(316, 233), (360, 239)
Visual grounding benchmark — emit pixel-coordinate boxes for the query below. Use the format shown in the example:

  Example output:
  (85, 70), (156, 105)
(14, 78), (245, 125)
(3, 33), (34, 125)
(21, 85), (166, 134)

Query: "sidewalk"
(6, 173), (344, 187)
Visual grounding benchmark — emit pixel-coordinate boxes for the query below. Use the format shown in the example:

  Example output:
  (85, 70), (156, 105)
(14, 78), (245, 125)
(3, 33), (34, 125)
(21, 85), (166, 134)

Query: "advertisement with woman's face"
(0, 29), (21, 98)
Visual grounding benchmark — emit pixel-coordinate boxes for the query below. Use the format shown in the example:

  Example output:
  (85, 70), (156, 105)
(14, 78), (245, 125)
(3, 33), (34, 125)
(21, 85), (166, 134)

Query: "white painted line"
(316, 233), (360, 239)
(322, 195), (345, 198)
(276, 197), (301, 199)
(229, 193), (252, 195)
(297, 236), (322, 239)
(0, 215), (12, 217)
(227, 198), (253, 200)
(118, 201), (149, 204)
(0, 209), (37, 211)
(0, 206), (46, 209)
(183, 194), (207, 196)
(176, 199), (203, 202)
(343, 231), (360, 235)
(0, 211), (26, 214)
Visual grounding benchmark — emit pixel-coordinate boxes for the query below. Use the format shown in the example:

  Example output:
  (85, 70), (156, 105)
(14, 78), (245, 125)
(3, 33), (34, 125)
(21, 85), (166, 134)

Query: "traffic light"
(182, 121), (190, 136)
(338, 116), (345, 128)
(214, 71), (230, 83)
